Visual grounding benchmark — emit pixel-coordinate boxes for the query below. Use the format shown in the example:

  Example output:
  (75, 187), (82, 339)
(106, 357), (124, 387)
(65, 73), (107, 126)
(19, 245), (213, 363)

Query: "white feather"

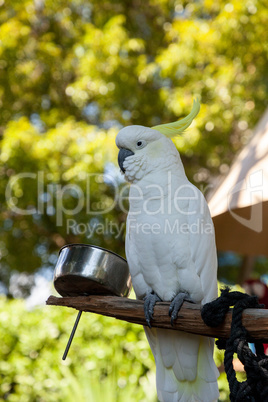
(116, 125), (219, 402)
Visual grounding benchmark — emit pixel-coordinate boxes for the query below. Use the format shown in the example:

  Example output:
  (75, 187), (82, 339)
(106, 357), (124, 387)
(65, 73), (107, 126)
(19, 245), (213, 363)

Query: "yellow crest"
(151, 98), (200, 138)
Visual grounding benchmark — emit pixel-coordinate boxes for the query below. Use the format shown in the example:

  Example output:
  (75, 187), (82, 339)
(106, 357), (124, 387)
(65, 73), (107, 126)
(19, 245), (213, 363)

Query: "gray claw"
(143, 291), (161, 328)
(169, 292), (193, 326)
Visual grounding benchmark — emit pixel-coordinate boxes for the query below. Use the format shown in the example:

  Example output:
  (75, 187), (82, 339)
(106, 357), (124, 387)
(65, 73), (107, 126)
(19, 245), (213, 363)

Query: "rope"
(201, 287), (268, 401)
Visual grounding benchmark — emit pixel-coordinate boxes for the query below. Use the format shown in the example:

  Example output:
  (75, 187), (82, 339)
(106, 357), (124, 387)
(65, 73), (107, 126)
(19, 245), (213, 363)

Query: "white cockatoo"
(115, 99), (219, 402)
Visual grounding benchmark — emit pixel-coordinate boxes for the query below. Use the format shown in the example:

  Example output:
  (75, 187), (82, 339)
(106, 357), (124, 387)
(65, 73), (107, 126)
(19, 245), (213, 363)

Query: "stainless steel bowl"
(54, 244), (132, 297)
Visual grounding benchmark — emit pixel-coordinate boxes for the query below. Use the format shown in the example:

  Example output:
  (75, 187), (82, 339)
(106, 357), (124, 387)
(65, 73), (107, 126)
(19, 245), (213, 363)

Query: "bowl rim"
(58, 243), (127, 263)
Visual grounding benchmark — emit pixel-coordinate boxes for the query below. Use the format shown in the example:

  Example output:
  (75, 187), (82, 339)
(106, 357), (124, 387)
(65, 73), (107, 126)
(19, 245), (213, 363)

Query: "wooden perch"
(46, 295), (268, 341)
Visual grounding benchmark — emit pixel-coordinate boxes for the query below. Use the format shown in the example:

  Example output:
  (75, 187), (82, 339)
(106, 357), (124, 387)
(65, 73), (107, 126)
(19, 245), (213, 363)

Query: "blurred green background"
(0, 0), (267, 400)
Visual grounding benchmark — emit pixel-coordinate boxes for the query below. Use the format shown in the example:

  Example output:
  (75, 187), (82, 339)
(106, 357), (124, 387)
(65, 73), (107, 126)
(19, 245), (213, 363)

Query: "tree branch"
(46, 295), (268, 341)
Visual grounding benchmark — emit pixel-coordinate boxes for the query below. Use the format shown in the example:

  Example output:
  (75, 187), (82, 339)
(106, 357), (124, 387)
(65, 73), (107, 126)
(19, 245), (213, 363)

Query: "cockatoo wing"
(143, 184), (219, 402)
(187, 186), (218, 304)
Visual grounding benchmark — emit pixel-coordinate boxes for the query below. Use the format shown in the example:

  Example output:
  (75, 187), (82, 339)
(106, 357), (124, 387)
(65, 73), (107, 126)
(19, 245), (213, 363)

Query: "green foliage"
(1, 294), (243, 401)
(0, 292), (247, 402)
(0, 1), (267, 291)
(0, 296), (157, 401)
(0, 0), (267, 286)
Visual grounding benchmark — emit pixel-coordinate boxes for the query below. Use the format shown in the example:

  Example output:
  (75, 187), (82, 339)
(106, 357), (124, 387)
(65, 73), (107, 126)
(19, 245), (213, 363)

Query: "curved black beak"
(118, 148), (134, 173)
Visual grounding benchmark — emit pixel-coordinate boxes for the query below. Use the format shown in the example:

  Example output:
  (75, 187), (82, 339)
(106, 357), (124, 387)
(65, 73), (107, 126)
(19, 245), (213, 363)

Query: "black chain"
(201, 287), (268, 401)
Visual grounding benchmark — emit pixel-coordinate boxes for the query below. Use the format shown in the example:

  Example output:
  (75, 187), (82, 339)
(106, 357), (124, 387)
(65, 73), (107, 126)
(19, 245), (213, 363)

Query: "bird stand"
(47, 293), (268, 342)
(47, 287), (268, 400)
(48, 244), (268, 376)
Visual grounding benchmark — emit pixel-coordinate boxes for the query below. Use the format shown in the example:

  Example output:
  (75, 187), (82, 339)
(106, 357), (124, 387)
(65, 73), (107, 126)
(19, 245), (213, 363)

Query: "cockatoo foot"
(169, 292), (194, 326)
(143, 291), (162, 328)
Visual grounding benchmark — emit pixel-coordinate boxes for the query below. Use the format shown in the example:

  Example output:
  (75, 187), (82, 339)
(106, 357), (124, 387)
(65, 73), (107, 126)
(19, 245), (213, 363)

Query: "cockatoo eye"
(136, 140), (147, 149)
